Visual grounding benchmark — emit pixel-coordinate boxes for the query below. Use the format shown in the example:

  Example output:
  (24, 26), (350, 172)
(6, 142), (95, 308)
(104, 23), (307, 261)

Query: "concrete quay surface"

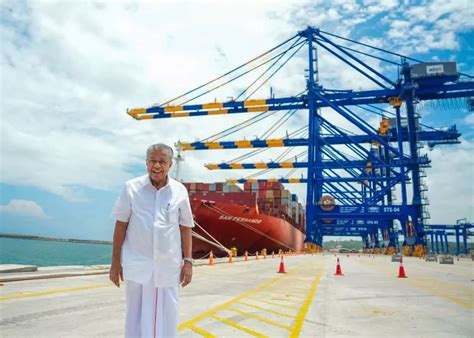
(0, 254), (472, 337)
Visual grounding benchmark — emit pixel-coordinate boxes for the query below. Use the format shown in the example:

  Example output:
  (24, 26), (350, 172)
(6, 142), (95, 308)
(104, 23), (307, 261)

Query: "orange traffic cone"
(208, 251), (214, 266)
(228, 251), (233, 264)
(255, 251), (259, 260)
(335, 258), (344, 276)
(277, 255), (286, 273)
(244, 251), (248, 262)
(398, 257), (407, 278)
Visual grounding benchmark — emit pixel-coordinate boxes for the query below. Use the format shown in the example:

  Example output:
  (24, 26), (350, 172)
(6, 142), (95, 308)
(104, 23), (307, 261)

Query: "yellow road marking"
(237, 301), (297, 318)
(365, 261), (474, 310)
(289, 272), (322, 338)
(210, 314), (269, 338)
(255, 292), (303, 304)
(178, 274), (288, 331)
(189, 325), (217, 338)
(265, 289), (307, 298)
(227, 306), (292, 330)
(259, 290), (306, 299)
(246, 296), (300, 310)
(0, 283), (113, 301)
(0, 283), (113, 300)
(405, 280), (474, 310)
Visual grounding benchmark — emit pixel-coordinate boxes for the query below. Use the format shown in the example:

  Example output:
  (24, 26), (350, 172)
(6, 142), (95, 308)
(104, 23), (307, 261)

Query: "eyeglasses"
(147, 159), (170, 166)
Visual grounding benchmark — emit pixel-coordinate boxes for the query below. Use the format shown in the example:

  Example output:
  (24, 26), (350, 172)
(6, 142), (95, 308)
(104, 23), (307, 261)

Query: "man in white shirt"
(110, 143), (194, 338)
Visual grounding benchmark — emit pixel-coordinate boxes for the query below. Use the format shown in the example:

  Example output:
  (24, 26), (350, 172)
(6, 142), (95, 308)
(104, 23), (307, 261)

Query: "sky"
(1, 0), (473, 241)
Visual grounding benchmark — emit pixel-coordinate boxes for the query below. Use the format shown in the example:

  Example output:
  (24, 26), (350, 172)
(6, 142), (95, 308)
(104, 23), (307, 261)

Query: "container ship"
(182, 181), (306, 258)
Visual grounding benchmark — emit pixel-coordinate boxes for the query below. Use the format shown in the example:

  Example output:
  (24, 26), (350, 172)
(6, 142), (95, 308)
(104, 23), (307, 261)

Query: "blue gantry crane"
(128, 27), (474, 255)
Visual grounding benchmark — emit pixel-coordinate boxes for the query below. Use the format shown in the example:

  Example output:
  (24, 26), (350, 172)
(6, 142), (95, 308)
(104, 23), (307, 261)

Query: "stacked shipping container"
(243, 182), (305, 232)
(182, 181), (306, 232)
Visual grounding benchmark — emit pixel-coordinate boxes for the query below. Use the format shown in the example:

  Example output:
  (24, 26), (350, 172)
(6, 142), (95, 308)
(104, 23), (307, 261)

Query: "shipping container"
(265, 190), (274, 198)
(216, 183), (223, 191)
(209, 183), (216, 191)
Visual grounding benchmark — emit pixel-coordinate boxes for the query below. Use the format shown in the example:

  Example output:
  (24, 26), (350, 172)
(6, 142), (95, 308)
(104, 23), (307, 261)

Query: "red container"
(274, 190), (281, 198)
(216, 183), (224, 191)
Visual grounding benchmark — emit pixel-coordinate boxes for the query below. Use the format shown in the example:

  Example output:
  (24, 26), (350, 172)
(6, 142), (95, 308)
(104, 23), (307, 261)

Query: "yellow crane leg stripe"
(289, 272), (322, 338)
(208, 109), (228, 115)
(164, 106), (184, 112)
(247, 106), (269, 113)
(280, 162), (294, 168)
(137, 114), (154, 120)
(202, 103), (224, 109)
(243, 99), (266, 107)
(128, 108), (146, 116)
(170, 112), (190, 118)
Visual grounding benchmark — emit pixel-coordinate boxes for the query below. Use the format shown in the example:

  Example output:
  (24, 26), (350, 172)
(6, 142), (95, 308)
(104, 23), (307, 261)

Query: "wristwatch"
(183, 257), (194, 265)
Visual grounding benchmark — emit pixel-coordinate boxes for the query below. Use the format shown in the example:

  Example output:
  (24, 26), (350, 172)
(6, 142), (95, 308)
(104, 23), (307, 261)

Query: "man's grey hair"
(146, 143), (174, 162)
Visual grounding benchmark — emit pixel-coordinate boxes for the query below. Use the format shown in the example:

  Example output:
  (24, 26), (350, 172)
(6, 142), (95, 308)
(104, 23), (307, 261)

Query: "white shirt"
(112, 175), (194, 287)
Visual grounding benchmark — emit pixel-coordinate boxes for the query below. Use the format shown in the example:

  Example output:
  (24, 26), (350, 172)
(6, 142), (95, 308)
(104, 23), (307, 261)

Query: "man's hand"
(180, 261), (193, 287)
(109, 261), (124, 287)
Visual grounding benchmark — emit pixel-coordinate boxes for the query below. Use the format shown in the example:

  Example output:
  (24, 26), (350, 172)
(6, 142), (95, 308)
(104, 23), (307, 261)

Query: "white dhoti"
(125, 274), (179, 338)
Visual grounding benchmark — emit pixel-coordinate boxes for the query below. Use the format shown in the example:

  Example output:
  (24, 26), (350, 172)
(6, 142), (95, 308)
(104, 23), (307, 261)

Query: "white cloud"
(425, 140), (474, 223)
(385, 0), (474, 54)
(0, 200), (49, 219)
(464, 113), (474, 126)
(0, 0), (472, 227)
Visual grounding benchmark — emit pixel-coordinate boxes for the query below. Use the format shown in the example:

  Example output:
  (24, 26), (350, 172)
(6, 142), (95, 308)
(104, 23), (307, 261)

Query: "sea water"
(0, 237), (112, 267)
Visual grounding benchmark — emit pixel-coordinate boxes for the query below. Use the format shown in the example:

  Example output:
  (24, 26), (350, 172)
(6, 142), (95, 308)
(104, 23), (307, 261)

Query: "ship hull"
(190, 198), (305, 258)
